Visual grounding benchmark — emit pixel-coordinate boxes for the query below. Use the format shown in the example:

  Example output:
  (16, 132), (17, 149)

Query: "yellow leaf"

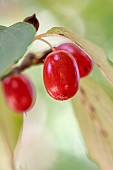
(72, 77), (113, 170)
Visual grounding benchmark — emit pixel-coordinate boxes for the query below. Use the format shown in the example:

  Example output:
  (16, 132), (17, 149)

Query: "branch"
(0, 49), (52, 80)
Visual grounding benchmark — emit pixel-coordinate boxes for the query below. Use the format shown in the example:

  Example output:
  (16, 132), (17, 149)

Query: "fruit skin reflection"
(3, 74), (35, 113)
(43, 50), (80, 100)
(56, 42), (93, 78)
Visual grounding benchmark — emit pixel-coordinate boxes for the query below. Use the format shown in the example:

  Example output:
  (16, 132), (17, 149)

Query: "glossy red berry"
(56, 42), (93, 78)
(43, 50), (80, 100)
(3, 74), (35, 113)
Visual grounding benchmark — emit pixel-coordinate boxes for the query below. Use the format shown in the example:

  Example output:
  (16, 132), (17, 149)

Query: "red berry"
(3, 74), (35, 113)
(56, 43), (93, 77)
(43, 50), (80, 100)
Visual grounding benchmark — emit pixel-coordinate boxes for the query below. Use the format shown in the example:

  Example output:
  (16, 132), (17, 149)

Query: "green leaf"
(72, 77), (113, 170)
(0, 83), (23, 154)
(107, 58), (113, 67)
(0, 136), (12, 170)
(45, 27), (113, 85)
(0, 26), (7, 30)
(0, 22), (35, 76)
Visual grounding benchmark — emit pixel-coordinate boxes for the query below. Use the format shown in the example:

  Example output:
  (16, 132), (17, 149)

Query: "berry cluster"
(2, 42), (93, 113)
(43, 42), (93, 100)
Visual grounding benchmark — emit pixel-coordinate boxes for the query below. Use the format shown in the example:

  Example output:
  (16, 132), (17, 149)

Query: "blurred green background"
(0, 0), (113, 170)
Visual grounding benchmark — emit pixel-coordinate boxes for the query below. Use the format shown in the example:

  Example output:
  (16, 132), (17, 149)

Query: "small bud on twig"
(23, 13), (39, 32)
